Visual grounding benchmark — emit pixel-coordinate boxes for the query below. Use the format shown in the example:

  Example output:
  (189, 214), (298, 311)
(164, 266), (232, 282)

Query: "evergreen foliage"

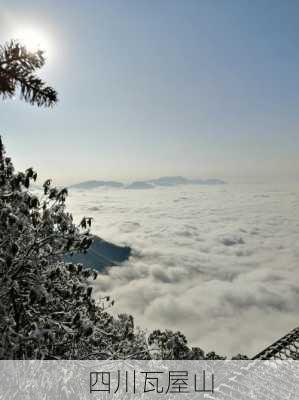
(0, 40), (57, 107)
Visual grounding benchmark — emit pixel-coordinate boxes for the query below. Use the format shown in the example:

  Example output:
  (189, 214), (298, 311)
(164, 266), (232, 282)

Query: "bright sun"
(14, 27), (51, 55)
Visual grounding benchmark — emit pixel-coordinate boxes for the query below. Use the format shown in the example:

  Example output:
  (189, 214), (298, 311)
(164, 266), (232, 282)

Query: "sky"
(0, 0), (299, 185)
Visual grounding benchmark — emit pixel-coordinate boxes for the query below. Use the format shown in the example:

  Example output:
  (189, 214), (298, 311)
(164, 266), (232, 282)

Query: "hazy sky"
(0, 0), (298, 184)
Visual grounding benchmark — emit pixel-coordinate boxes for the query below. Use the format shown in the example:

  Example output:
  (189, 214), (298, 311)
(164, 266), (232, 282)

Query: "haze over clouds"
(68, 183), (299, 357)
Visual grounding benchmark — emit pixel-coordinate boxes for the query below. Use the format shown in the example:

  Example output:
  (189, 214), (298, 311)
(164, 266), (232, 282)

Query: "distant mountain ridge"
(71, 176), (226, 190)
(144, 176), (226, 187)
(126, 181), (154, 189)
(70, 180), (124, 189)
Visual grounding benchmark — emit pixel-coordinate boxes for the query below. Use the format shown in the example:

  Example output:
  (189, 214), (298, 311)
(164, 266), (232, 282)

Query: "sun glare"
(13, 27), (51, 56)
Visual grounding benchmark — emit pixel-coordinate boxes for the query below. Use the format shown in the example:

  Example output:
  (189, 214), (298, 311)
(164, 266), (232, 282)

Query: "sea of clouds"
(67, 183), (299, 357)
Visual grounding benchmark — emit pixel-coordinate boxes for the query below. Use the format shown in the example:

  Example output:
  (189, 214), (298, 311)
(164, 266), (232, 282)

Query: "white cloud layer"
(68, 183), (299, 357)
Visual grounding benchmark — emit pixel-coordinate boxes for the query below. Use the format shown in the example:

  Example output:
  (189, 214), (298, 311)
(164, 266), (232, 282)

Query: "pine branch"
(0, 41), (45, 70)
(0, 40), (58, 107)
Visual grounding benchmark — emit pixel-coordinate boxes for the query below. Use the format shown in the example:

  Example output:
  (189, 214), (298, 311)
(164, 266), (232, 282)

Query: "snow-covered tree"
(148, 329), (230, 360)
(0, 138), (148, 359)
(148, 329), (191, 359)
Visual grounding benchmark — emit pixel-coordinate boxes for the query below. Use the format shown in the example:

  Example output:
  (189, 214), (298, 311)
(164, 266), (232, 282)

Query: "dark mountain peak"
(64, 235), (131, 272)
(126, 181), (154, 189)
(148, 176), (189, 186)
(70, 180), (124, 189)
